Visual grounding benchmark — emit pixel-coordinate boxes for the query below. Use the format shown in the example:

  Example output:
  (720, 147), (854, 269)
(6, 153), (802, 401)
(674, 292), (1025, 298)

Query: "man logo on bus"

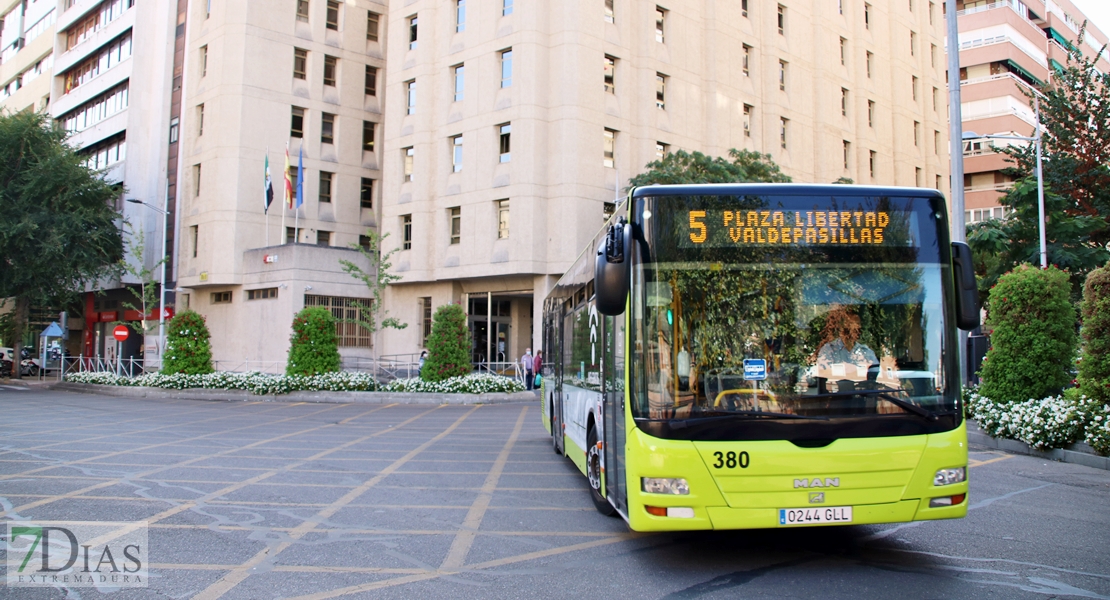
(794, 478), (840, 488)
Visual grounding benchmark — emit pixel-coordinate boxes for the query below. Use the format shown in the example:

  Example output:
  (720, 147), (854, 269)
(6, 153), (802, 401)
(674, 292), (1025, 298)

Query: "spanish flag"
(284, 144), (294, 209)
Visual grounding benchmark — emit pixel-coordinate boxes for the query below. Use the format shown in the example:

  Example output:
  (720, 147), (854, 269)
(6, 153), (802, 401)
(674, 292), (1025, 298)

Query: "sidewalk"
(967, 420), (1109, 471)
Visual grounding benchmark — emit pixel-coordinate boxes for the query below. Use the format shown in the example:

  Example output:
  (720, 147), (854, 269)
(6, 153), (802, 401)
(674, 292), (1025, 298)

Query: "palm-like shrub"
(286, 307), (341, 376)
(162, 310), (214, 375)
(1078, 263), (1110, 405)
(421, 303), (472, 382)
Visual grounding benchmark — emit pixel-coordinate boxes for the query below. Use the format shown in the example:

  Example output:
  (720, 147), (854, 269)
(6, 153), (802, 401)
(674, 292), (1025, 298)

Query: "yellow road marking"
(441, 406), (529, 570)
(190, 405), (478, 600)
(970, 454), (1014, 468)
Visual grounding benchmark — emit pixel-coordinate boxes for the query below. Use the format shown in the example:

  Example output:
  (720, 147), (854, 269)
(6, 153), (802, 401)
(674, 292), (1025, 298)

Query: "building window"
(779, 60), (787, 91)
(326, 0), (339, 30)
(867, 100), (874, 127)
(910, 31), (916, 57)
(604, 0), (614, 23)
(741, 0), (748, 18)
(843, 140), (851, 169)
(169, 117), (179, 143)
(319, 171), (332, 203)
(248, 288), (278, 300)
(914, 121), (920, 146)
(864, 3), (871, 28)
(364, 65), (377, 96)
(655, 7), (665, 42)
(296, 0), (309, 22)
(499, 124), (511, 162)
(656, 73), (667, 109)
(931, 43), (937, 68)
(360, 178), (374, 208)
(316, 230), (331, 246)
(915, 167), (923, 187)
(742, 45), (751, 76)
(604, 55), (616, 94)
(929, 1), (935, 25)
(603, 128), (616, 167)
(362, 120), (375, 151)
(294, 48), (308, 80)
(286, 227), (301, 243)
(402, 215), (413, 250)
(451, 135), (463, 172)
(501, 49), (513, 88)
(212, 291), (232, 304)
(497, 199), (510, 239)
(839, 38), (847, 66)
(777, 4), (785, 35)
(449, 207), (461, 244)
(655, 141), (669, 160)
(323, 55), (337, 86)
(866, 51), (873, 78)
(421, 297), (433, 346)
(367, 11), (380, 41)
(406, 80), (416, 114)
(743, 104), (752, 137)
(304, 295), (373, 348)
(453, 64), (465, 102)
(779, 118), (788, 149)
(934, 130), (941, 154)
(456, 0), (465, 32)
(503, 0), (513, 16)
(197, 104), (205, 136)
(291, 106), (305, 138)
(200, 45), (208, 77)
(933, 87), (939, 112)
(869, 150), (876, 178)
(194, 164), (202, 196)
(838, 0), (843, 14)
(403, 147), (414, 182)
(936, 174), (942, 190)
(841, 88), (848, 117)
(409, 15), (418, 50)
(321, 112), (335, 144)
(190, 225), (198, 257)
(289, 166), (299, 201)
(912, 76), (919, 101)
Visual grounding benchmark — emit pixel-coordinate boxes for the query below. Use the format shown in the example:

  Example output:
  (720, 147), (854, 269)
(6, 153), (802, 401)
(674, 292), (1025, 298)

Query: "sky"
(1069, 0), (1110, 41)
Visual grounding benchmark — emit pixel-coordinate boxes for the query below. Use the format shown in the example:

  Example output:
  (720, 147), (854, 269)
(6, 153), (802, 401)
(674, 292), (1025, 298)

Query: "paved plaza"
(1, 388), (1109, 599)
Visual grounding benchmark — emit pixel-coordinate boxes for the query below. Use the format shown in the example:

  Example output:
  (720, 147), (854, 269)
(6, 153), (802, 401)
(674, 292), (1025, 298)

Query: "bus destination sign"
(684, 209), (894, 247)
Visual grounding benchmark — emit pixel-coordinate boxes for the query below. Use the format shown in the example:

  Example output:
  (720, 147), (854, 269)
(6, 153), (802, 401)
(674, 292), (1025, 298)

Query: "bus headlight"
(641, 477), (689, 495)
(933, 467), (966, 486)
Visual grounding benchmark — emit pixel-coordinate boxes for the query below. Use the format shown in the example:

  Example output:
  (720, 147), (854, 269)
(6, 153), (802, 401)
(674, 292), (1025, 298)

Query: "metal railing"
(60, 356), (151, 379)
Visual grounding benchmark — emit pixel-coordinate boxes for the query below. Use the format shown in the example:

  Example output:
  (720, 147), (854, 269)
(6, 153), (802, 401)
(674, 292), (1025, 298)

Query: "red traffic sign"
(113, 325), (130, 342)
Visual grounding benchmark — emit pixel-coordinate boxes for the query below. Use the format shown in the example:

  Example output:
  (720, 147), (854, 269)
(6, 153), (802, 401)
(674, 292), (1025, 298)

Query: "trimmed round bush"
(162, 310), (214, 375)
(422, 303), (471, 382)
(287, 307), (341, 376)
(978, 265), (1076, 403)
(1078, 262), (1110, 405)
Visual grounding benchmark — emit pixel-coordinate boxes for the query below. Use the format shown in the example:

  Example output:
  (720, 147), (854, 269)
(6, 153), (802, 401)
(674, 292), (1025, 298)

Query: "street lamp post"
(126, 187), (169, 363)
(963, 97), (1046, 268)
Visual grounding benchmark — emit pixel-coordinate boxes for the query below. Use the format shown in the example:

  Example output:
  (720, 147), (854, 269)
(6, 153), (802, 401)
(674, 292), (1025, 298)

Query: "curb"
(968, 421), (1110, 471)
(52, 382), (540, 405)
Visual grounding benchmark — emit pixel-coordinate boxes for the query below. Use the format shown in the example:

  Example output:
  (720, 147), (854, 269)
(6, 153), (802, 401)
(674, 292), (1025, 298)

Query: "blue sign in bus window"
(743, 359), (767, 381)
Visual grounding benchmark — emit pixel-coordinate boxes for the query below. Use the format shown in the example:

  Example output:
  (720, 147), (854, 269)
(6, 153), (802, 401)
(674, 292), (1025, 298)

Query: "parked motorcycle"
(20, 357), (41, 377)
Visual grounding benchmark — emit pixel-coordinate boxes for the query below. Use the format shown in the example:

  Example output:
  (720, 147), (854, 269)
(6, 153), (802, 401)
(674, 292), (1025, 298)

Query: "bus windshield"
(630, 193), (959, 436)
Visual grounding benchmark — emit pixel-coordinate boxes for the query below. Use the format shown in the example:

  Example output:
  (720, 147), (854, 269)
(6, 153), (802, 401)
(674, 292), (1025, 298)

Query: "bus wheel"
(587, 425), (617, 517)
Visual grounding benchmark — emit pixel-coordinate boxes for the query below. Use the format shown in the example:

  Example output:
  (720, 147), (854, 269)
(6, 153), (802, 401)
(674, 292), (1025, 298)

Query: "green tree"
(421, 303), (471, 382)
(0, 111), (123, 377)
(116, 220), (167, 347)
(628, 148), (792, 187)
(978, 265), (1076, 403)
(1078, 262), (1110, 405)
(967, 178), (1108, 299)
(162, 310), (214, 375)
(339, 230), (407, 356)
(286, 307), (341, 376)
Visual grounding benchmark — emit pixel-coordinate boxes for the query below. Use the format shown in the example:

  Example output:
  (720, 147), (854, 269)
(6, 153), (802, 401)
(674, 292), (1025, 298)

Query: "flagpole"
(281, 142), (288, 244)
(265, 148), (270, 248)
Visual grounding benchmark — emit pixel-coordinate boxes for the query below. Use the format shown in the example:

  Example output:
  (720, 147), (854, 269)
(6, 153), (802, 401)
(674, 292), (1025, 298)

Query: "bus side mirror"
(596, 222), (632, 316)
(951, 241), (980, 330)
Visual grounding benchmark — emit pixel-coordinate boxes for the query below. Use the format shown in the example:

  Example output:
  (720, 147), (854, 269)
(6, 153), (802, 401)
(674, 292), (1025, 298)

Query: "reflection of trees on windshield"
(635, 195), (944, 420)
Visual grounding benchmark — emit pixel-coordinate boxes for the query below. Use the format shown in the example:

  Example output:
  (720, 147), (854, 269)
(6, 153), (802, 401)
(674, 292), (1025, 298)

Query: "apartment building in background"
(376, 0), (950, 363)
(958, 0), (1109, 224)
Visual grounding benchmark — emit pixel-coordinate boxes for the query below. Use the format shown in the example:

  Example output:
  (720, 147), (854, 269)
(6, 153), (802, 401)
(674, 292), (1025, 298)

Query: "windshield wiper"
(807, 389), (942, 421)
(683, 411), (828, 422)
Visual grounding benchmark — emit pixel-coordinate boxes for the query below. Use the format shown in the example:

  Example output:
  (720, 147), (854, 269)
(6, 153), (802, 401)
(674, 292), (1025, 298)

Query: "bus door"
(551, 305), (566, 455)
(602, 313), (628, 514)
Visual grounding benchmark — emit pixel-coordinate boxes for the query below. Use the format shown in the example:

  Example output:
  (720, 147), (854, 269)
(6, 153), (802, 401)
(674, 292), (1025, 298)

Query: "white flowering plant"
(965, 386), (1110, 455)
(65, 371), (523, 396)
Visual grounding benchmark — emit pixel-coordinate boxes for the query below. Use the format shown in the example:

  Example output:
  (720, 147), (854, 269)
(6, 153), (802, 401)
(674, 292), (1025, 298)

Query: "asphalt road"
(0, 387), (1108, 599)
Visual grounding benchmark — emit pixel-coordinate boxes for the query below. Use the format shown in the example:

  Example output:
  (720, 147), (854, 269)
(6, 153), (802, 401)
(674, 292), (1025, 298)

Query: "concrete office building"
(958, 0), (1109, 223)
(376, 0), (951, 363)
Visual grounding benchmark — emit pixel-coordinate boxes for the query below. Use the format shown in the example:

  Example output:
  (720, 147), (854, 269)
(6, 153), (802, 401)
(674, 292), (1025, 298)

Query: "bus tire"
(587, 424), (617, 517)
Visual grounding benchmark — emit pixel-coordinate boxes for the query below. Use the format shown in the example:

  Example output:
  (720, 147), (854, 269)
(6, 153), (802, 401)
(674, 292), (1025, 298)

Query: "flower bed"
(965, 387), (1110, 455)
(65, 371), (524, 396)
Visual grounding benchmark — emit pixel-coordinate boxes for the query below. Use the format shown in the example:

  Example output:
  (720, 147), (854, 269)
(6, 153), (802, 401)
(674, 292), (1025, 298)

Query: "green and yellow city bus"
(541, 184), (980, 531)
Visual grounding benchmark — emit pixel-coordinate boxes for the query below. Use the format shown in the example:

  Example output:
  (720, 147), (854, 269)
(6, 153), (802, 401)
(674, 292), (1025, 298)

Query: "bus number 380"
(712, 451), (750, 469)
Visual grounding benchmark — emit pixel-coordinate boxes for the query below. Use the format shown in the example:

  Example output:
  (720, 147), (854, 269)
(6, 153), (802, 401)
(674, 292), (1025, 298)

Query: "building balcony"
(959, 39), (1048, 86)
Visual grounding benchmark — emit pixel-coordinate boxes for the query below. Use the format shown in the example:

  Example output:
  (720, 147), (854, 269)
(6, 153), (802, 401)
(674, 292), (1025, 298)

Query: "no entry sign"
(113, 325), (130, 342)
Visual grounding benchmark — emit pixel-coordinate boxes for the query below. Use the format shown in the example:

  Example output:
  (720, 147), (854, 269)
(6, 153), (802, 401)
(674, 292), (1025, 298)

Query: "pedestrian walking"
(533, 350), (543, 389)
(418, 350), (427, 377)
(521, 348), (534, 390)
